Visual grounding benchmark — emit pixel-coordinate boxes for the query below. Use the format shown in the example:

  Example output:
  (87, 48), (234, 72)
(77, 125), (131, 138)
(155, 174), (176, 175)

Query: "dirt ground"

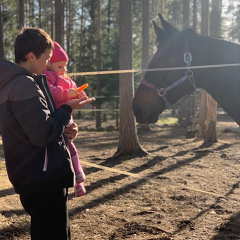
(1, 117), (240, 240)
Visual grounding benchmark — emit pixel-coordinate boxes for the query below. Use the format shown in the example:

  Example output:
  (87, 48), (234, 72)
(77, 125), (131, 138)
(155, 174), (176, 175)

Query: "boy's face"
(27, 49), (52, 75)
(49, 61), (68, 76)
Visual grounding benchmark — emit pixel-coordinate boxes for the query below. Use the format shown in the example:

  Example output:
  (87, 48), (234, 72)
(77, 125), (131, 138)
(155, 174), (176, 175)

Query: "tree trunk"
(179, 0), (190, 128)
(198, 0), (209, 138)
(79, 0), (84, 84)
(210, 0), (222, 38)
(183, 0), (190, 28)
(38, 0), (41, 28)
(205, 96), (217, 143)
(198, 90), (208, 137)
(0, 4), (4, 58)
(18, 0), (25, 29)
(114, 0), (147, 157)
(142, 0), (150, 70)
(55, 0), (63, 45)
(192, 0), (197, 31)
(51, 0), (54, 38)
(107, 0), (111, 34)
(140, 0), (151, 131)
(30, 0), (34, 26)
(150, 0), (156, 55)
(96, 0), (102, 129)
(204, 0), (222, 143)
(199, 0), (219, 143)
(66, 0), (71, 63)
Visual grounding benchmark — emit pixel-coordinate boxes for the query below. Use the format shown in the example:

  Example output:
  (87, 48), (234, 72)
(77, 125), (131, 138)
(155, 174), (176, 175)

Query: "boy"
(0, 27), (95, 240)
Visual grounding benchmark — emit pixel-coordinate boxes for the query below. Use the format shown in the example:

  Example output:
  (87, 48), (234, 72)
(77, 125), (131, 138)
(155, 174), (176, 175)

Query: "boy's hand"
(64, 122), (78, 141)
(67, 96), (95, 110)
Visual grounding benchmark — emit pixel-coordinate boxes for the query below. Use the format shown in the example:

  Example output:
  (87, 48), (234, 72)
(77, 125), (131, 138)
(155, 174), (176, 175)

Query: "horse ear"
(152, 21), (164, 41)
(158, 13), (179, 34)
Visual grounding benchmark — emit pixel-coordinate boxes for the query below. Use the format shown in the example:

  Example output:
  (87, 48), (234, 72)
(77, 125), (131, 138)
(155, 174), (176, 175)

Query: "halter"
(140, 36), (197, 108)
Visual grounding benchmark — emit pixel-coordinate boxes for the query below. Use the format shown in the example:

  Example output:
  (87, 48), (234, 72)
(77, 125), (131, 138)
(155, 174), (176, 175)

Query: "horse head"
(132, 14), (197, 124)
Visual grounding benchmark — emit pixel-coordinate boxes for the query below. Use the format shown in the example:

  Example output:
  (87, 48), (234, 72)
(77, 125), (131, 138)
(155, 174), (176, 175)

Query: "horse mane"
(183, 28), (224, 41)
(182, 28), (198, 35)
(210, 36), (224, 40)
(154, 26), (224, 50)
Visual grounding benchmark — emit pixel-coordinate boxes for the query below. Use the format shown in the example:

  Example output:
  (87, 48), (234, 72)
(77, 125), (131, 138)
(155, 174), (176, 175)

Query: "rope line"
(81, 160), (240, 203)
(68, 63), (240, 76)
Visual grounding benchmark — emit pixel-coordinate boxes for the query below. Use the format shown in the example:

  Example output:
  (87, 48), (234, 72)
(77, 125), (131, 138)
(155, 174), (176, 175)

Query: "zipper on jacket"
(43, 147), (48, 171)
(41, 77), (55, 112)
(41, 77), (53, 172)
(40, 76), (69, 171)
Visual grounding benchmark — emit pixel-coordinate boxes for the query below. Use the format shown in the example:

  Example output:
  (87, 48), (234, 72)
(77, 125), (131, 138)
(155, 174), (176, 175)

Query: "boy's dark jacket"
(0, 59), (74, 194)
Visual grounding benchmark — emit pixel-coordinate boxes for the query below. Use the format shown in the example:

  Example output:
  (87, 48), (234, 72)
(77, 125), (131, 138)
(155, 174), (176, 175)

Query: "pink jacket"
(44, 70), (77, 109)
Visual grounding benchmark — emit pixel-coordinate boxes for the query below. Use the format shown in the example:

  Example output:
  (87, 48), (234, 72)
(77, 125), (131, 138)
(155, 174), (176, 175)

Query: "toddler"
(44, 41), (86, 197)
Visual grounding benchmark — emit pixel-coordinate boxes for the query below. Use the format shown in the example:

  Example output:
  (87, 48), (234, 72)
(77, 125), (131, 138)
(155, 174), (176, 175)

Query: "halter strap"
(139, 35), (196, 108)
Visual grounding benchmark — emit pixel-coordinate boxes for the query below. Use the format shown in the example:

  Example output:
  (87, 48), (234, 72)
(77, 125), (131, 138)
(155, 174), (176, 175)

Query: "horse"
(132, 14), (240, 126)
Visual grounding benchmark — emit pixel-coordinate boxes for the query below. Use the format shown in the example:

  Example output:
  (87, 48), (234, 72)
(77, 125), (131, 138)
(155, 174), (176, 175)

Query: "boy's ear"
(25, 52), (36, 62)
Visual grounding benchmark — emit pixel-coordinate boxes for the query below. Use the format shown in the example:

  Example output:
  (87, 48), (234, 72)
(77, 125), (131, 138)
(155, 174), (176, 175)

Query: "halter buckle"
(185, 70), (193, 77)
(158, 88), (166, 97)
(184, 52), (192, 64)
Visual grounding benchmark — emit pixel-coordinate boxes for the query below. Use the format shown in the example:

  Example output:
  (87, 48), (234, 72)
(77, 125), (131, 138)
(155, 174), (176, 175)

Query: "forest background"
(1, 0), (240, 130)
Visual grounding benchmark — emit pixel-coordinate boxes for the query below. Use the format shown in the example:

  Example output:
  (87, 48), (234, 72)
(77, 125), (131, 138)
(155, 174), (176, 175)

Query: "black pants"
(20, 188), (71, 240)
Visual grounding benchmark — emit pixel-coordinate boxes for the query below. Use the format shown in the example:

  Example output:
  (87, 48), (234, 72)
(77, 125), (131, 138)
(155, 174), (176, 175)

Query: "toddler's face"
(49, 61), (68, 75)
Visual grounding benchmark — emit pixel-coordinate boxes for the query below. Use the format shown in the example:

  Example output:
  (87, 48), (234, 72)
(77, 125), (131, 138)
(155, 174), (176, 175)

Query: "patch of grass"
(157, 116), (178, 125)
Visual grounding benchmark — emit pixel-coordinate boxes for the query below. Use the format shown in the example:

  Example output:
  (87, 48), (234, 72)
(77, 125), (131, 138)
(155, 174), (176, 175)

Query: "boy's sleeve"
(11, 76), (71, 147)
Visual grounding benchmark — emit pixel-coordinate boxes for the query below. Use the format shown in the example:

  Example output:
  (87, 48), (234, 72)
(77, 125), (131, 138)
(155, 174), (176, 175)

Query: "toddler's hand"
(77, 90), (88, 99)
(68, 88), (78, 98)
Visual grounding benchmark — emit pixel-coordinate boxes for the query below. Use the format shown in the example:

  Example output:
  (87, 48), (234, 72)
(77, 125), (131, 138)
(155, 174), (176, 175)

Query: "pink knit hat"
(50, 41), (69, 63)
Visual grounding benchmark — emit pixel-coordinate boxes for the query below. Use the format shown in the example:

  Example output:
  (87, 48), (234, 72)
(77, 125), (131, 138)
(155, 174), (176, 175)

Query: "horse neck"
(191, 35), (240, 125)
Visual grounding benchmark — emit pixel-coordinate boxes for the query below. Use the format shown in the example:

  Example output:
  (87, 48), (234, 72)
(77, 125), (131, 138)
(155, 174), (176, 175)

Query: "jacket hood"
(0, 59), (33, 90)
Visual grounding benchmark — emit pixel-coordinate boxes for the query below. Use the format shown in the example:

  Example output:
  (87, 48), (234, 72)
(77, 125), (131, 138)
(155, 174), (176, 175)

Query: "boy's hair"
(14, 27), (54, 63)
